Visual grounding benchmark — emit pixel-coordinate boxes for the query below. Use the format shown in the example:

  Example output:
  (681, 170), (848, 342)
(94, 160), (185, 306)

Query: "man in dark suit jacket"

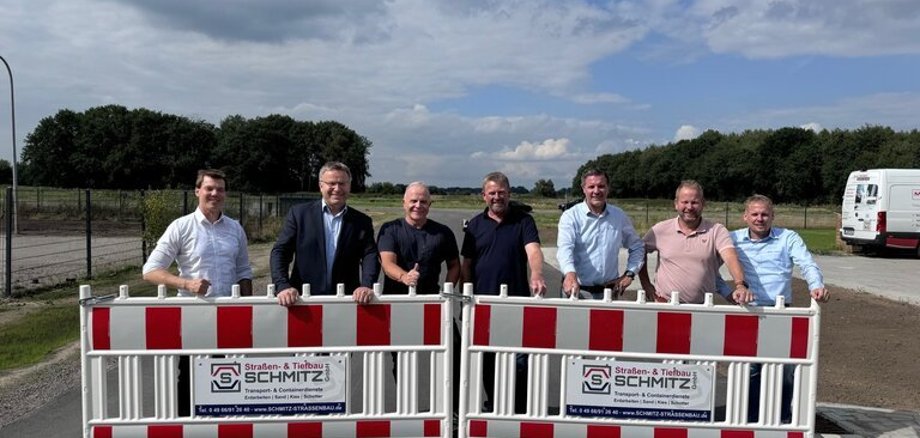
(271, 161), (380, 305)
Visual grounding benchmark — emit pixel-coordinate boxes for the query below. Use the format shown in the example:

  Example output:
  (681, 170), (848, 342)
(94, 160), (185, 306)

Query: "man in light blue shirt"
(719, 194), (829, 305)
(719, 194), (830, 424)
(557, 169), (644, 299)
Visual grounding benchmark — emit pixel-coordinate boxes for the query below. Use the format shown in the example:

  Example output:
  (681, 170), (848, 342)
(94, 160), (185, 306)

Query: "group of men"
(555, 169), (830, 423)
(142, 163), (830, 421)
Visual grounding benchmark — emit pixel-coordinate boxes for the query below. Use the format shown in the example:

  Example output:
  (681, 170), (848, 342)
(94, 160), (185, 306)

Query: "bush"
(142, 190), (182, 249)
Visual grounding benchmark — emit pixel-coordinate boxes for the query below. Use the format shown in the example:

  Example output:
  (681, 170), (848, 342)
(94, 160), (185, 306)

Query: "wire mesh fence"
(0, 186), (300, 297)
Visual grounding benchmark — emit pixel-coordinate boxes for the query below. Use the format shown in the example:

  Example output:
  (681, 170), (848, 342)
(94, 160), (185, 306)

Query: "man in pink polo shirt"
(638, 180), (752, 304)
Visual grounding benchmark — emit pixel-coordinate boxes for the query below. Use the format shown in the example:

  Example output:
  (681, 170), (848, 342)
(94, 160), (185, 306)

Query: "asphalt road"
(2, 207), (917, 437)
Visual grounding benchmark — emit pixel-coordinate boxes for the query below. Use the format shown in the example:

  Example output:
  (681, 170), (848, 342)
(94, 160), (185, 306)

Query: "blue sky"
(1, 0), (919, 189)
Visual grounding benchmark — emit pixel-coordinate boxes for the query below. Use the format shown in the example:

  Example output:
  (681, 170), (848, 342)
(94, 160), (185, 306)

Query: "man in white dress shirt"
(143, 169), (253, 297)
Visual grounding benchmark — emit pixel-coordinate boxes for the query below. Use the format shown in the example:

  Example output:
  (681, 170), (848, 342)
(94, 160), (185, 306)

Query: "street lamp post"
(0, 55), (17, 235)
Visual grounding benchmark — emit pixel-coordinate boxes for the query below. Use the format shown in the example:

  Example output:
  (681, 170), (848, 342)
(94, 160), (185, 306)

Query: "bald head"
(403, 181), (432, 227)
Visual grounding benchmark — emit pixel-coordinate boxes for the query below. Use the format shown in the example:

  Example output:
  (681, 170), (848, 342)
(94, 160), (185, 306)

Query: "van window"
(856, 184), (879, 205)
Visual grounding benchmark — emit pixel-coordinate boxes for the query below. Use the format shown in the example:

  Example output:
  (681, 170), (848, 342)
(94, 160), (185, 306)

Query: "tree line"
(573, 126), (920, 204)
(17, 105), (372, 192)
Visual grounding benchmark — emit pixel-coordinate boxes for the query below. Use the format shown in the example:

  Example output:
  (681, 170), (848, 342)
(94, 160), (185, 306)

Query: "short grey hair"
(744, 194), (774, 212)
(481, 171), (510, 191)
(404, 181), (430, 199)
(675, 179), (704, 200)
(319, 161), (352, 182)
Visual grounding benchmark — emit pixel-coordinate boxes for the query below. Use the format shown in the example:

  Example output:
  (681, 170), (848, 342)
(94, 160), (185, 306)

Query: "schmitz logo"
(912, 189), (920, 200)
(582, 364), (611, 394)
(211, 363), (242, 393)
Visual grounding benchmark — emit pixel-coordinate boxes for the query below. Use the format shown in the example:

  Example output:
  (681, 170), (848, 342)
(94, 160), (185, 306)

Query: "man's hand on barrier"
(731, 284), (753, 305)
(530, 274), (547, 297)
(811, 287), (830, 303)
(562, 272), (579, 297)
(353, 286), (375, 304)
(185, 278), (210, 296)
(277, 288), (300, 307)
(401, 263), (421, 287)
(608, 275), (632, 297)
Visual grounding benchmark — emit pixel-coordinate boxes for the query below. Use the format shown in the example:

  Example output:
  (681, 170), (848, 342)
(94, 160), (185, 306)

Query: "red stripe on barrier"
(423, 419), (440, 437)
(589, 309), (624, 351)
(722, 430), (754, 438)
(790, 317), (810, 359)
(587, 424), (620, 438)
(787, 433), (804, 438)
(288, 422), (322, 437)
(469, 420), (487, 437)
(218, 423), (253, 438)
(356, 420), (389, 437)
(473, 305), (491, 346)
(357, 304), (391, 346)
(288, 305), (323, 347)
(723, 315), (758, 356)
(423, 303), (441, 345)
(522, 307), (556, 348)
(92, 307), (110, 350)
(146, 307), (182, 349)
(149, 424), (183, 438)
(654, 427), (688, 438)
(520, 422), (553, 438)
(92, 425), (112, 438)
(218, 306), (253, 348)
(656, 312), (692, 354)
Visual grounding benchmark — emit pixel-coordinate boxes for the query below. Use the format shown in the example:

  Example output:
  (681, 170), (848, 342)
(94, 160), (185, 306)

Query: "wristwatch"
(735, 280), (749, 289)
(624, 270), (636, 279)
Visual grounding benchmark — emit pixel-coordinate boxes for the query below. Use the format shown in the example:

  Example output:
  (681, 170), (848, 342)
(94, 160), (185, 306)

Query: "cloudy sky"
(1, 0), (919, 188)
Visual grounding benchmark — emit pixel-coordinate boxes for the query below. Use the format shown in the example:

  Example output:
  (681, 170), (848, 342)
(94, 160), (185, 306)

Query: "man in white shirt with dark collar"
(143, 169), (253, 297)
(557, 169), (644, 299)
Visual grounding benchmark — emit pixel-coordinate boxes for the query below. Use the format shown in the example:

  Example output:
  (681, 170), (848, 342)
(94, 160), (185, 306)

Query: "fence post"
(645, 198), (650, 228)
(140, 190), (147, 261)
(803, 205), (808, 229)
(5, 187), (12, 297)
(724, 202), (729, 227)
(183, 190), (189, 215)
(259, 194), (263, 237)
(239, 192), (244, 226)
(86, 189), (92, 280)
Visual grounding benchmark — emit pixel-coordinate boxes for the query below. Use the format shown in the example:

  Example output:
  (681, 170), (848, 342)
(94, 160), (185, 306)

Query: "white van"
(840, 168), (920, 254)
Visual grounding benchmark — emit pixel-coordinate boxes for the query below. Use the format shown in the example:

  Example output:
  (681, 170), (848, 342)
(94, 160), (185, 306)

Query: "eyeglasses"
(320, 180), (349, 188)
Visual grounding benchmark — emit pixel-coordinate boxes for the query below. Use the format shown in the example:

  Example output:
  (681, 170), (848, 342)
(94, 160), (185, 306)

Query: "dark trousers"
(481, 352), (528, 414)
(177, 356), (190, 416)
(389, 323), (462, 414)
(748, 363), (794, 423)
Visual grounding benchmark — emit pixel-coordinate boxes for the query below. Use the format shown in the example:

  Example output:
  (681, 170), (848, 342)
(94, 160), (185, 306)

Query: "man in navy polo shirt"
(461, 171), (547, 414)
(461, 172), (547, 297)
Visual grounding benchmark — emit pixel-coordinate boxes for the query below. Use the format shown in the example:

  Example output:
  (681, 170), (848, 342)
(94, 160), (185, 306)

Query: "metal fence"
(0, 187), (315, 297)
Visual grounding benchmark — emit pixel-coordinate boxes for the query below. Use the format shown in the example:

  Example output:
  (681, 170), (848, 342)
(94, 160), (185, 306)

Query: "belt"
(580, 284), (609, 294)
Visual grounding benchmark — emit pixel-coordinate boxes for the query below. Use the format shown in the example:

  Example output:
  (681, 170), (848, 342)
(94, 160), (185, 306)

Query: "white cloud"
(674, 125), (702, 141)
(570, 93), (630, 105)
(688, 0), (920, 58)
(800, 122), (823, 132)
(494, 138), (574, 161)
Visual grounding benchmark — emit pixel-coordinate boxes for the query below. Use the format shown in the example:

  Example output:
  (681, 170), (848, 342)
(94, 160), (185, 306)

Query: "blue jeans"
(748, 363), (794, 423)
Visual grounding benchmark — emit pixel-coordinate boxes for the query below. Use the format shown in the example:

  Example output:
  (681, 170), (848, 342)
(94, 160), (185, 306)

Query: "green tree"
(532, 179), (556, 197)
(0, 159), (11, 185)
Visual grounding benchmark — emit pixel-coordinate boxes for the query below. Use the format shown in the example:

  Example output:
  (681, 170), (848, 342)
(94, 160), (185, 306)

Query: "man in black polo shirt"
(461, 171), (547, 413)
(378, 182), (460, 294)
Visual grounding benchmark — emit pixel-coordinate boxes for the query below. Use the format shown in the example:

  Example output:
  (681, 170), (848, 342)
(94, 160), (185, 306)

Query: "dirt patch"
(804, 281), (920, 411)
